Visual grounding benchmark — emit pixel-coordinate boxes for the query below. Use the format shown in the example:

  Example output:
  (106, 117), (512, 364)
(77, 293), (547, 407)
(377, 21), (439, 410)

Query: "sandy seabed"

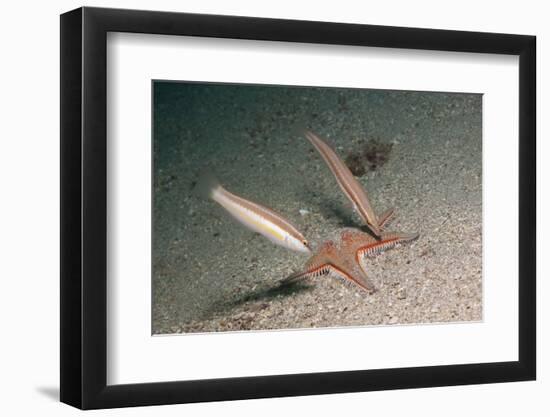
(152, 83), (482, 334)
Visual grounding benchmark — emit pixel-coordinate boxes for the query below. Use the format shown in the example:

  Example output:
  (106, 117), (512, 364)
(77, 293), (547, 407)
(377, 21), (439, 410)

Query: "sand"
(152, 83), (482, 334)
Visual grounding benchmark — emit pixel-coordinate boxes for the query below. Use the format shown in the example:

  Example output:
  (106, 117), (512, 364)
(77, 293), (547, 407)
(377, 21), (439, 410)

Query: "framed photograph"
(60, 6), (536, 409)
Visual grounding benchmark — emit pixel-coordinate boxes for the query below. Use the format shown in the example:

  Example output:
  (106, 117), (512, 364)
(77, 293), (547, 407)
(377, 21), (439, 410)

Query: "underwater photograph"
(152, 81), (482, 334)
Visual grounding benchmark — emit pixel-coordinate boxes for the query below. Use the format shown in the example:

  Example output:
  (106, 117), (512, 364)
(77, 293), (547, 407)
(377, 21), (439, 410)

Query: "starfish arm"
(281, 263), (374, 293)
(280, 264), (331, 286)
(326, 264), (375, 293)
(357, 231), (419, 258)
(377, 207), (396, 229)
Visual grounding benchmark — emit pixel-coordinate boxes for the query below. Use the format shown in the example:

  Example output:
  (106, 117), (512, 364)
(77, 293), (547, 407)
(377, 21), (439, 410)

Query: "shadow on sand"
(199, 280), (314, 322)
(297, 187), (381, 238)
(229, 280), (313, 307)
(297, 187), (361, 229)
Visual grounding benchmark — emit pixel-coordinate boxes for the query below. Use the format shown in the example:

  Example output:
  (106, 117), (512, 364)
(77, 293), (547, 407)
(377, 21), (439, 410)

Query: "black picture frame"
(60, 6), (536, 410)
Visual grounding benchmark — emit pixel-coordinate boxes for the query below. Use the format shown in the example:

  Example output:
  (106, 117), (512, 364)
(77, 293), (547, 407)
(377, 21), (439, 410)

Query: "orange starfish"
(282, 228), (418, 293)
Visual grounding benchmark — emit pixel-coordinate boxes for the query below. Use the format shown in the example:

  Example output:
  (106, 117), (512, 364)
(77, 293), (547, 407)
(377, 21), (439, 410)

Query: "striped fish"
(305, 130), (383, 237)
(196, 173), (311, 254)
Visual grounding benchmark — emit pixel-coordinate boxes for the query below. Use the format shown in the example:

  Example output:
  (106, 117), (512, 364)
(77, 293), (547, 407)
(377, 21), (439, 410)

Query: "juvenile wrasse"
(197, 172), (311, 254)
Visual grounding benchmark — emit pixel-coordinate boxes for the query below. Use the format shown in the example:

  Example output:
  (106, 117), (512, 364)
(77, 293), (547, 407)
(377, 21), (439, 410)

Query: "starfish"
(282, 228), (418, 293)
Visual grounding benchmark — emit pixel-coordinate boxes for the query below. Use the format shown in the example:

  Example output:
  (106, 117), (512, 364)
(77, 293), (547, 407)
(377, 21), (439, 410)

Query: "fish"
(304, 130), (384, 238)
(196, 172), (311, 254)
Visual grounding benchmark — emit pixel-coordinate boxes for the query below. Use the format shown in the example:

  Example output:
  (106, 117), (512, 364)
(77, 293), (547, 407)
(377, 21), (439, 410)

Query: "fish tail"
(194, 169), (222, 200)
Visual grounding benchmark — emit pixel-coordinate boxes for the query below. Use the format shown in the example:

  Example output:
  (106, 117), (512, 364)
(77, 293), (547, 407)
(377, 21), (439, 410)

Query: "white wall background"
(0, 0), (545, 415)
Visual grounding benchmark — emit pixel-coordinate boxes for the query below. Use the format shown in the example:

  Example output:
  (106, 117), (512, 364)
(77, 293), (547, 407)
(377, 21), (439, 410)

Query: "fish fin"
(193, 169), (222, 200)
